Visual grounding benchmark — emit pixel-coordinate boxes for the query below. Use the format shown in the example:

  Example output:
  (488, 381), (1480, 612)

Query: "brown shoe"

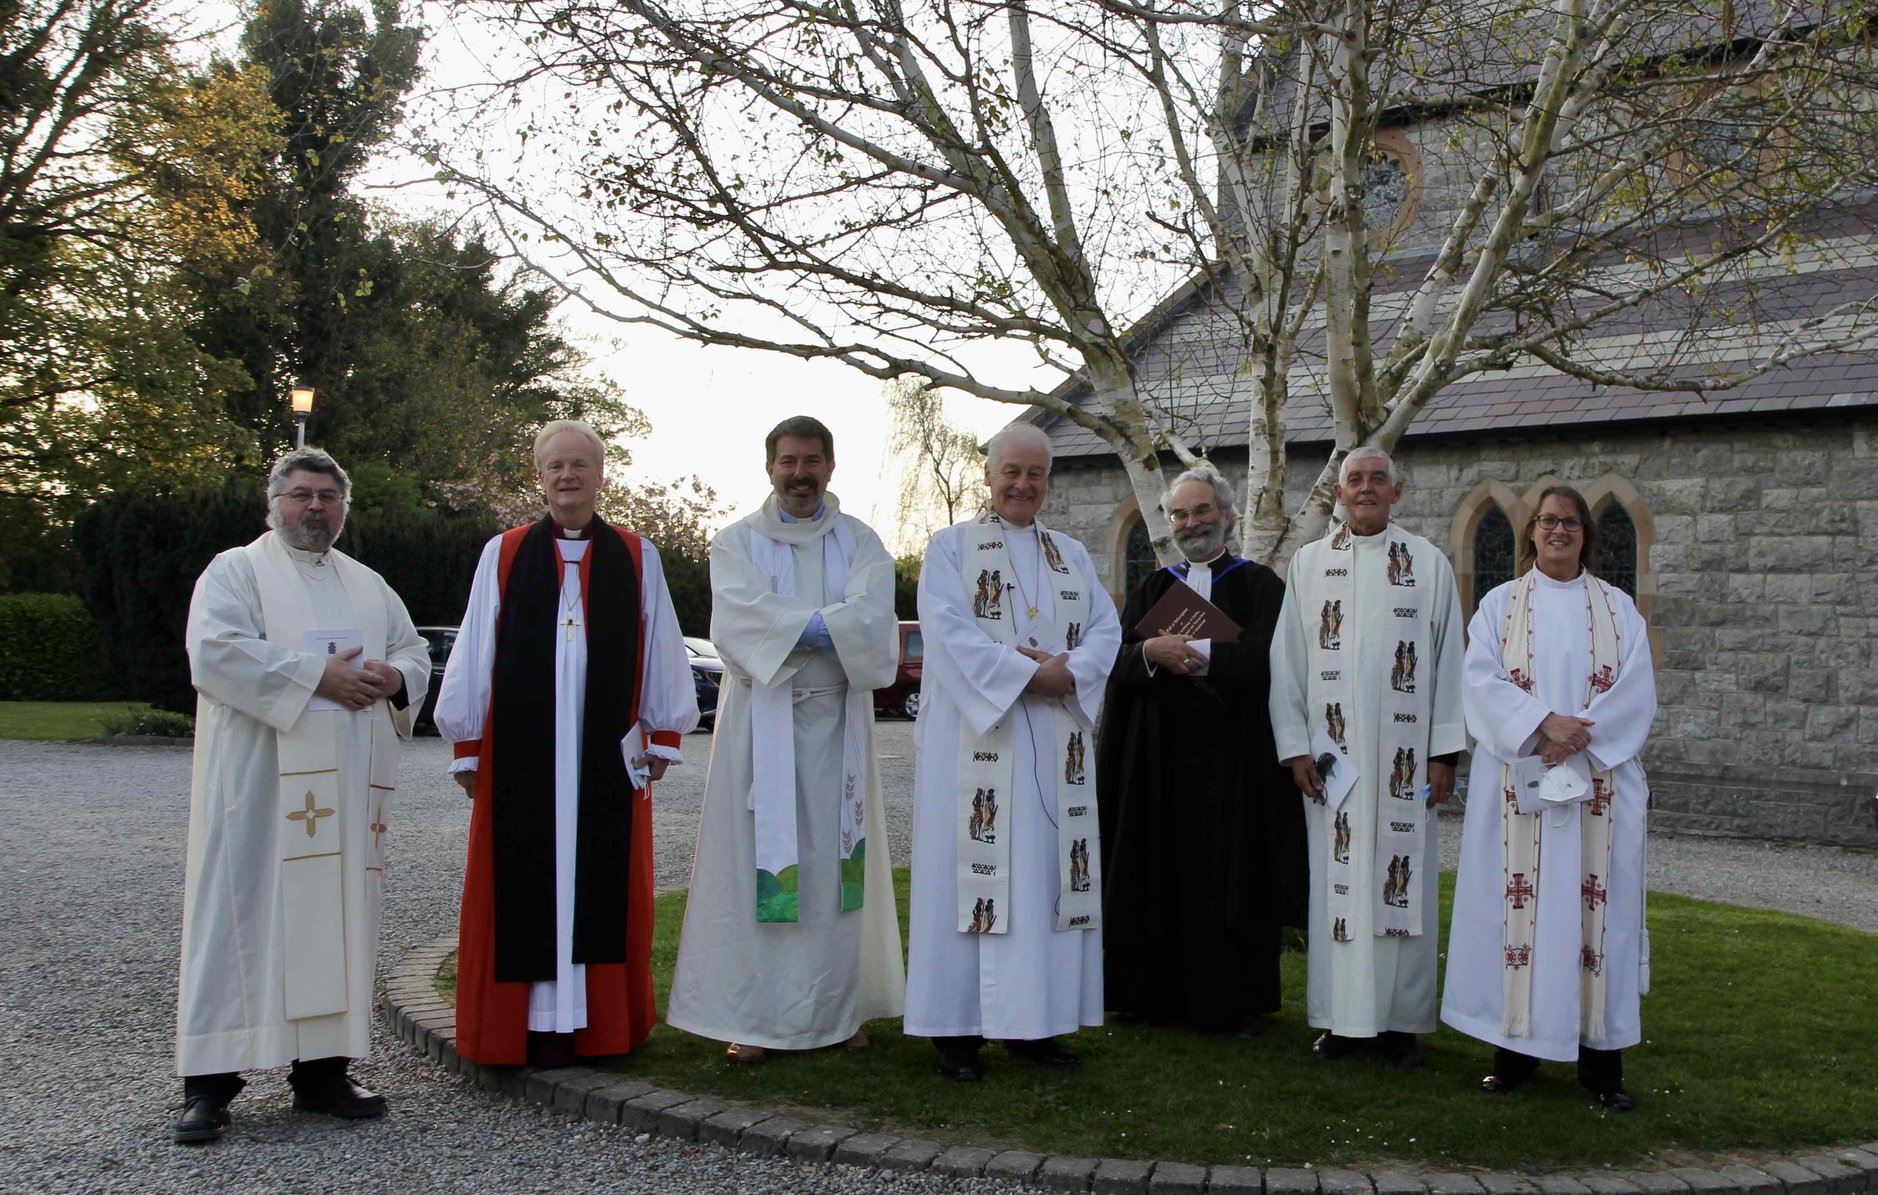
(840, 1031), (869, 1051)
(725, 1042), (769, 1064)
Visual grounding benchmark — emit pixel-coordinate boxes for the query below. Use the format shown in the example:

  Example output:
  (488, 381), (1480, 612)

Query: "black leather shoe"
(290, 1069), (388, 1119)
(937, 1052), (985, 1081)
(1380, 1031), (1423, 1069)
(1591, 1085), (1636, 1112)
(1004, 1036), (1081, 1068)
(1479, 1073), (1523, 1094)
(173, 1074), (243, 1145)
(173, 1095), (231, 1144)
(1311, 1032), (1356, 1060)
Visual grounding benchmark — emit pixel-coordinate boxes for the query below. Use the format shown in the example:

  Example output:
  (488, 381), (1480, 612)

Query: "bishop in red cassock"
(435, 420), (698, 1066)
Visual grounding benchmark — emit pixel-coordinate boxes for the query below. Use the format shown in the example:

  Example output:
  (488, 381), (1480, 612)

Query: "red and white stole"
(1497, 569), (1624, 1039)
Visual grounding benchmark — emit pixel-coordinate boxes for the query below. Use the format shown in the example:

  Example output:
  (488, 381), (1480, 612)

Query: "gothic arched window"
(1124, 517), (1157, 596)
(1472, 506), (1516, 608)
(1597, 503), (1638, 598)
(1361, 150), (1409, 232)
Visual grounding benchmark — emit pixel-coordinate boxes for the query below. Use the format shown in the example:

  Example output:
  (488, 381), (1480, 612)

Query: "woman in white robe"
(1442, 486), (1656, 1110)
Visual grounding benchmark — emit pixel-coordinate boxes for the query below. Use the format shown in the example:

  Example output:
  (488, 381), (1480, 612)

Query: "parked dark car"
(414, 626), (457, 735)
(413, 626), (719, 734)
(874, 621), (923, 719)
(686, 636), (723, 729)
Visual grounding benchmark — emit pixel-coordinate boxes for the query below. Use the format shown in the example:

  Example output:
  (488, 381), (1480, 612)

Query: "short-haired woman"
(1440, 486), (1657, 1111)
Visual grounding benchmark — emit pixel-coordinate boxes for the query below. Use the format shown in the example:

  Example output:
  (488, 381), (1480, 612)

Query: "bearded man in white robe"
(905, 423), (1121, 1082)
(668, 416), (903, 1062)
(1270, 447), (1465, 1068)
(1443, 485), (1656, 1112)
(175, 449), (430, 1144)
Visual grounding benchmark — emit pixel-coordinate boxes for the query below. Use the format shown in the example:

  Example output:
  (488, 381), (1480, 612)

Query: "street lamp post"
(290, 386), (316, 449)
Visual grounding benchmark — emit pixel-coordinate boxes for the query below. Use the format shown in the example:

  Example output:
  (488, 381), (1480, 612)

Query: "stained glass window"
(1597, 503), (1638, 598)
(1472, 506), (1515, 610)
(1125, 517), (1158, 596)
(1361, 151), (1409, 232)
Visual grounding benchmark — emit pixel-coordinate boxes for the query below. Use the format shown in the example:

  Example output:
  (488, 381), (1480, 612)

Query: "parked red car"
(873, 621), (924, 719)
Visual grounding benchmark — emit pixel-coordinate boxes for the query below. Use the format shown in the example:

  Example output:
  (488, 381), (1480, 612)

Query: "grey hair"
(1340, 446), (1398, 484)
(533, 419), (608, 472)
(985, 423), (1053, 472)
(1162, 463), (1237, 527)
(266, 448), (350, 502)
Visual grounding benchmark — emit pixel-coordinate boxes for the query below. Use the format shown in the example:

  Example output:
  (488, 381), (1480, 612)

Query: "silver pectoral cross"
(563, 611), (583, 642)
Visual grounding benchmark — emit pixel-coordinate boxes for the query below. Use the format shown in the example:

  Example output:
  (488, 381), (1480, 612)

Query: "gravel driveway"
(0, 725), (1870, 1193)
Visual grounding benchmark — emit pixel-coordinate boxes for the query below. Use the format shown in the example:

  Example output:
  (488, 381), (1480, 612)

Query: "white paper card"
(1310, 727), (1358, 811)
(302, 628), (363, 712)
(1512, 754), (1549, 814)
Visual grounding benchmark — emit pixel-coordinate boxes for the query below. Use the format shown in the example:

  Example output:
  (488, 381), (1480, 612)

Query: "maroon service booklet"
(1135, 581), (1242, 641)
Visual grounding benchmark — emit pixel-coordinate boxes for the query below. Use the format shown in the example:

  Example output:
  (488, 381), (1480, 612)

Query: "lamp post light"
(289, 386), (316, 449)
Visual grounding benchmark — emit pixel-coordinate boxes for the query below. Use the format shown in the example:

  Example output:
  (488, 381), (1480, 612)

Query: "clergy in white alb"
(904, 424), (1121, 1080)
(668, 417), (904, 1060)
(435, 420), (698, 1068)
(1269, 447), (1464, 1067)
(1441, 485), (1655, 1111)
(175, 449), (429, 1144)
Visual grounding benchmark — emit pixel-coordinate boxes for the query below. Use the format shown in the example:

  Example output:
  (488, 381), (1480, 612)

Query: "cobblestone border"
(384, 937), (1878, 1194)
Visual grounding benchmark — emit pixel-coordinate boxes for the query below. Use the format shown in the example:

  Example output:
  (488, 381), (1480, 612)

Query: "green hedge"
(0, 594), (116, 700)
(75, 482), (500, 713)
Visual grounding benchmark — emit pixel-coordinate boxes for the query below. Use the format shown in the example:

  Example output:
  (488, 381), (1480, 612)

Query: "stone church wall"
(1040, 413), (1878, 847)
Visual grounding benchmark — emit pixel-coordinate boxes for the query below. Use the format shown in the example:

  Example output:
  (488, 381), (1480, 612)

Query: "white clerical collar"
(282, 540), (330, 567)
(778, 502), (826, 524)
(1533, 567), (1585, 590)
(1184, 549), (1227, 570)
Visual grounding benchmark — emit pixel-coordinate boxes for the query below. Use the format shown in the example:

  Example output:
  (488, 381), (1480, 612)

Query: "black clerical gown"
(1096, 554), (1304, 1031)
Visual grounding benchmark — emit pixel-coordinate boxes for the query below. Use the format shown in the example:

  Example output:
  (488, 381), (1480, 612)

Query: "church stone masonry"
(1015, 1), (1878, 849)
(1033, 417), (1878, 849)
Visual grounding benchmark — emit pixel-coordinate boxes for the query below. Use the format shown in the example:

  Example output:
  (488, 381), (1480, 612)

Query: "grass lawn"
(0, 701), (153, 741)
(436, 869), (1878, 1170)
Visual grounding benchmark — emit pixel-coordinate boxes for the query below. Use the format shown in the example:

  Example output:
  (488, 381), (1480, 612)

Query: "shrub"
(0, 593), (116, 700)
(75, 483), (500, 712)
(100, 709), (195, 738)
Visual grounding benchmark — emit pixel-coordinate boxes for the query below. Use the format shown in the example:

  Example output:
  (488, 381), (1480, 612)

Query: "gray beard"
(279, 518), (340, 554)
(1176, 525), (1227, 561)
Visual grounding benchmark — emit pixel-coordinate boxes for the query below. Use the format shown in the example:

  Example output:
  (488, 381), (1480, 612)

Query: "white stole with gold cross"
(243, 533), (402, 1021)
(955, 514), (1098, 935)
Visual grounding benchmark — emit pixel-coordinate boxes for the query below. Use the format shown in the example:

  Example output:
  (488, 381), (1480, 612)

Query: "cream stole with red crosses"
(955, 513), (1097, 935)
(1497, 569), (1624, 1039)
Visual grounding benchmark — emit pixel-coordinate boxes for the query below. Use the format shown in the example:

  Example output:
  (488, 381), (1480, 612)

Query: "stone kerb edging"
(383, 937), (1878, 1195)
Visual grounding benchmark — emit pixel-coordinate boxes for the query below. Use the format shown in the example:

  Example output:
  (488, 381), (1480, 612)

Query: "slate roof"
(1038, 209), (1878, 458)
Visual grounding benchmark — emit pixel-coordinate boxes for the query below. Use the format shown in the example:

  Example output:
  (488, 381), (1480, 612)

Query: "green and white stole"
(956, 513), (1098, 934)
(1497, 570), (1624, 1039)
(1313, 524), (1433, 942)
(746, 519), (867, 922)
(244, 532), (402, 1021)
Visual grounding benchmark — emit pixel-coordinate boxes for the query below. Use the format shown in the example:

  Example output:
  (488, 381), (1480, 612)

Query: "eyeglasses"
(280, 488), (345, 506)
(1168, 504), (1218, 522)
(1535, 514), (1583, 532)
